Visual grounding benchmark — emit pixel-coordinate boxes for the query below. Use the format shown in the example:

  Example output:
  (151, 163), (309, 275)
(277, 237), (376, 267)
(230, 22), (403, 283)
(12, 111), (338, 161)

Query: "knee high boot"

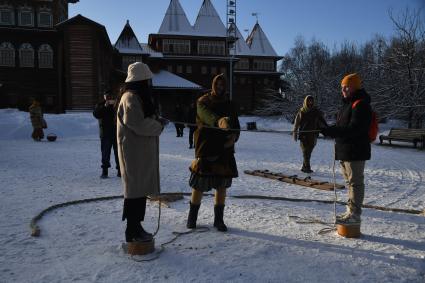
(214, 188), (227, 232)
(186, 202), (201, 229)
(123, 197), (152, 242)
(187, 189), (203, 229)
(213, 204), (227, 232)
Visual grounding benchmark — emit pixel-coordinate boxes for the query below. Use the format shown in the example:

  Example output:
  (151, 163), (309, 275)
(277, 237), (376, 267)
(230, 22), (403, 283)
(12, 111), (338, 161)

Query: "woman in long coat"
(186, 74), (240, 232)
(117, 62), (164, 242)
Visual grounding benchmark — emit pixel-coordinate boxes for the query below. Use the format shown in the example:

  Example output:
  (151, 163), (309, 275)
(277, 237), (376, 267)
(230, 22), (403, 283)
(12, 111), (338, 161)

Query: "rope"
(129, 226), (210, 262)
(30, 192), (424, 237)
(288, 143), (339, 235)
(167, 119), (321, 135)
(30, 195), (123, 237)
(152, 198), (161, 237)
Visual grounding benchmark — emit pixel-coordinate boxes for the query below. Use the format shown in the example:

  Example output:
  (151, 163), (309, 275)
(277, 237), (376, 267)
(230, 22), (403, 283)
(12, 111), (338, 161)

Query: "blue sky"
(69, 0), (424, 55)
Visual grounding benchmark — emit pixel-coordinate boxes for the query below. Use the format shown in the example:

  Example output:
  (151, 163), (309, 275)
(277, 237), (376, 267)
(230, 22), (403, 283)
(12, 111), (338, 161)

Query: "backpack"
(352, 99), (378, 142)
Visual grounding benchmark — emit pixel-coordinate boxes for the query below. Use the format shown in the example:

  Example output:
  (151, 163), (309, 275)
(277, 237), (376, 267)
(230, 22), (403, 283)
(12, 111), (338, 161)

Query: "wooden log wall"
(66, 25), (96, 110)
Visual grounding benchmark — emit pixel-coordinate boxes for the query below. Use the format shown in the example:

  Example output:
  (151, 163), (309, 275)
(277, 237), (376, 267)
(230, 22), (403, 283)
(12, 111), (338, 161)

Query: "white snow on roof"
(152, 70), (202, 89)
(115, 21), (144, 55)
(230, 24), (252, 56)
(139, 43), (163, 58)
(247, 23), (278, 57)
(115, 47), (144, 55)
(193, 0), (227, 37)
(158, 0), (195, 36)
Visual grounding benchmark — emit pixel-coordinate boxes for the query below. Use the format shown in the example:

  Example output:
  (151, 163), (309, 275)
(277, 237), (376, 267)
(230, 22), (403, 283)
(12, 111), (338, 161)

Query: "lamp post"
(226, 0), (237, 100)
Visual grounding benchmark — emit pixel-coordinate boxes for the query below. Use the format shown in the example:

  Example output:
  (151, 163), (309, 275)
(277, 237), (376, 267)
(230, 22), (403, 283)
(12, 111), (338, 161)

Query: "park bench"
(379, 128), (425, 149)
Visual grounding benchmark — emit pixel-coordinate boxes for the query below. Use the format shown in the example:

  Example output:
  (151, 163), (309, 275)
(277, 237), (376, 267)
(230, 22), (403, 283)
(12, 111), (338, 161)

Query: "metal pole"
(226, 0), (236, 101)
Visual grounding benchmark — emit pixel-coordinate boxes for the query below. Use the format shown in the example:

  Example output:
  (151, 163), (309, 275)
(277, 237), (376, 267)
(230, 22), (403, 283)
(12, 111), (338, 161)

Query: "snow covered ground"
(0, 109), (424, 282)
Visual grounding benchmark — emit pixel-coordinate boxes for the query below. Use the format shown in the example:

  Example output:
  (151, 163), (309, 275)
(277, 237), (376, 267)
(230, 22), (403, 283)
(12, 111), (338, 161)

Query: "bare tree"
(386, 8), (425, 127)
(259, 8), (425, 128)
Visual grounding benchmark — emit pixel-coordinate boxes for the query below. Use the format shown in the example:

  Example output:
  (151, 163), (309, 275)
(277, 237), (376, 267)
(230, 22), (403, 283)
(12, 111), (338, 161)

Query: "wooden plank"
(244, 170), (345, 191)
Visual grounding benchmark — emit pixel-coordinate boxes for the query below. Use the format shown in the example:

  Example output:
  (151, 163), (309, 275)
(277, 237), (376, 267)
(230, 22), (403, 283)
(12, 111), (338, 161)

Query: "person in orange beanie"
(321, 73), (373, 224)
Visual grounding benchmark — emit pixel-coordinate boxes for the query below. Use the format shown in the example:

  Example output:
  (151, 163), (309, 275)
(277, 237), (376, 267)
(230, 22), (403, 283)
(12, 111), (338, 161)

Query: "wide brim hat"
(125, 62), (153, 83)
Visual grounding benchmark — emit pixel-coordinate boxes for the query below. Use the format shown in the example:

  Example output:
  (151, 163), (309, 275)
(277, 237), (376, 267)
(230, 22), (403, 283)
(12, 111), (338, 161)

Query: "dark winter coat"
(187, 104), (197, 128)
(293, 96), (327, 144)
(93, 102), (117, 139)
(190, 87), (240, 178)
(324, 89), (372, 161)
(29, 102), (46, 129)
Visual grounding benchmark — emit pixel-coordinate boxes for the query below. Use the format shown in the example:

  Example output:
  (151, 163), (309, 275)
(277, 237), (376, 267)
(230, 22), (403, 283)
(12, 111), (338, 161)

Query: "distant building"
(0, 0), (80, 112)
(0, 0), (282, 115)
(146, 0), (283, 113)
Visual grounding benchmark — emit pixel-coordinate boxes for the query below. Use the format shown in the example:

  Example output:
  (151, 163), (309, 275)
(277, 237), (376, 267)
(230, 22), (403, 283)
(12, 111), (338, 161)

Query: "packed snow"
(0, 109), (424, 282)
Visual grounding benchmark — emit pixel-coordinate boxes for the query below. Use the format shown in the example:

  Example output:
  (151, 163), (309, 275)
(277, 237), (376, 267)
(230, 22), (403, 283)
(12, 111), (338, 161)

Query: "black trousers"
(174, 124), (184, 137)
(189, 126), (196, 146)
(122, 197), (147, 222)
(101, 136), (119, 169)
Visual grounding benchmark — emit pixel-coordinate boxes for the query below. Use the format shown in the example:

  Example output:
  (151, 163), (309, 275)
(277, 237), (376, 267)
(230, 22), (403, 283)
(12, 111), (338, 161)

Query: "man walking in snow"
(174, 103), (185, 137)
(93, 91), (120, 179)
(293, 95), (327, 173)
(321, 73), (372, 224)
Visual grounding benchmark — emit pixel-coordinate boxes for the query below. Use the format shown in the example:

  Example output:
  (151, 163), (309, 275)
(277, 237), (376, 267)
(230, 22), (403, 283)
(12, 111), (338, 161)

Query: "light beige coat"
(117, 91), (163, 199)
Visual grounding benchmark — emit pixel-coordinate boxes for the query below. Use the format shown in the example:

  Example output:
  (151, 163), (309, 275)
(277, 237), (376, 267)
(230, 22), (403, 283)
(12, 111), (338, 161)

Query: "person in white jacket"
(117, 62), (166, 242)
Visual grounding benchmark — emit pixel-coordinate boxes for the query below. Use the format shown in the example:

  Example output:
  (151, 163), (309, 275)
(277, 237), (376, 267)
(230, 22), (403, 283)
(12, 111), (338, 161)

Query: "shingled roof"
(115, 20), (144, 55)
(158, 0), (195, 35)
(246, 22), (278, 57)
(230, 24), (252, 56)
(193, 0), (227, 37)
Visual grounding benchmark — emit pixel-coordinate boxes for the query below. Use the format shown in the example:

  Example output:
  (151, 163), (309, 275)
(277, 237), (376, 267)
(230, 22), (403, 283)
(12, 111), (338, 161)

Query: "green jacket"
(191, 92), (240, 177)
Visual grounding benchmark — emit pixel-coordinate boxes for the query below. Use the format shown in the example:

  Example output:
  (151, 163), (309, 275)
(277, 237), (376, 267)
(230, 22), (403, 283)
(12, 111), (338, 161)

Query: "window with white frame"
(19, 43), (34, 67)
(38, 44), (53, 68)
(235, 58), (249, 70)
(198, 40), (225, 56)
(253, 59), (274, 71)
(0, 5), (14, 25)
(163, 39), (190, 54)
(0, 42), (15, 67)
(38, 7), (52, 27)
(18, 6), (34, 27)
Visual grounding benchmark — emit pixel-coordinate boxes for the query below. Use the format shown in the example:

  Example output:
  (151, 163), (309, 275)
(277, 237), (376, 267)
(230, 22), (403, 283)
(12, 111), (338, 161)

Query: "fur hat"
(341, 73), (362, 91)
(125, 62), (153, 83)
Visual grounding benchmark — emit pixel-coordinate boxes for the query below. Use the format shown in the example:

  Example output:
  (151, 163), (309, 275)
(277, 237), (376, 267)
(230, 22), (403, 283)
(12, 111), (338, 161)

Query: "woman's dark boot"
(123, 197), (151, 242)
(213, 204), (227, 232)
(186, 202), (200, 229)
(101, 168), (108, 179)
(125, 220), (153, 242)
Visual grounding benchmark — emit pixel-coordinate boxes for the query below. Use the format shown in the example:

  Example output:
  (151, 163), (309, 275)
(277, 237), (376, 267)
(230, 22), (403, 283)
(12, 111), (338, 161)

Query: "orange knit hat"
(341, 73), (362, 91)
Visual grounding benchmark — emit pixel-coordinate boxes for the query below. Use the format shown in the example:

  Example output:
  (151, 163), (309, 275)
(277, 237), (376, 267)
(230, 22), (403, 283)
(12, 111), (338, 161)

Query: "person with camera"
(93, 91), (120, 178)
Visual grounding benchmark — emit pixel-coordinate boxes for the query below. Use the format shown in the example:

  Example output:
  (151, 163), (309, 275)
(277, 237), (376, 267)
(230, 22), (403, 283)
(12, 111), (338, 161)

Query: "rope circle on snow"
(30, 192), (424, 237)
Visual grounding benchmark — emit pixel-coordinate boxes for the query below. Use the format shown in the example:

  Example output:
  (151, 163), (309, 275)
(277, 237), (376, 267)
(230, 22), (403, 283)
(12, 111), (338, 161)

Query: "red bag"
(352, 100), (378, 142)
